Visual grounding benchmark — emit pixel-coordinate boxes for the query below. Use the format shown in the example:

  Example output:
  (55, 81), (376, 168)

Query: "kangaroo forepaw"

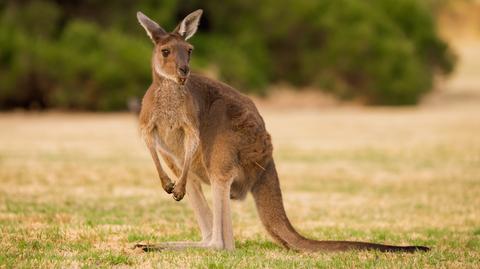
(172, 185), (186, 201)
(164, 182), (175, 194)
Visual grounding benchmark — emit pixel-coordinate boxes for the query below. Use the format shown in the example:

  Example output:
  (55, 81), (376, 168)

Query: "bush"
(194, 0), (455, 104)
(0, 8), (152, 110)
(0, 0), (455, 110)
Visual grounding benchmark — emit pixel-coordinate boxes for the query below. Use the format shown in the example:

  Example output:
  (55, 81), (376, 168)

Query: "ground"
(1, 98), (479, 268)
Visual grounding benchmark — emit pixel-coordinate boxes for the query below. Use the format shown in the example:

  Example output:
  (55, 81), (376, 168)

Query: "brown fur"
(134, 10), (429, 252)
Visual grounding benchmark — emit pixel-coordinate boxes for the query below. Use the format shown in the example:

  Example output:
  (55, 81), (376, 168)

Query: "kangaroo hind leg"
(134, 177), (213, 251)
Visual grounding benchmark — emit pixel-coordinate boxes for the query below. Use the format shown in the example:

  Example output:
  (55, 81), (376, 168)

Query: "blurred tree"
(0, 0), (455, 110)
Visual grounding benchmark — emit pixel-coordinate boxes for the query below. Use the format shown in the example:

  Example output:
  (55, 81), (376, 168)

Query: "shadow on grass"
(236, 240), (279, 251)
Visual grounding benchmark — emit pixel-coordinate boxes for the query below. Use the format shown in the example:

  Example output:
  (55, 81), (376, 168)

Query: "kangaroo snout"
(178, 66), (190, 76)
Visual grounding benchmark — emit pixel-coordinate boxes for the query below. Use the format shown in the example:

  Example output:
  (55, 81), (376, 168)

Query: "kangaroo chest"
(150, 87), (190, 166)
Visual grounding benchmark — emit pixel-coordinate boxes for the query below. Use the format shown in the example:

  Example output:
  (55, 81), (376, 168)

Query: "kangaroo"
(134, 10), (429, 252)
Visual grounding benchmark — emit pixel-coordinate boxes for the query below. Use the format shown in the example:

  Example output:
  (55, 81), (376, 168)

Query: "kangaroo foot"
(134, 241), (207, 252)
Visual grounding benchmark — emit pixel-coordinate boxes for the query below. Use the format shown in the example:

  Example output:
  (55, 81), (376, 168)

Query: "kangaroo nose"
(178, 66), (189, 76)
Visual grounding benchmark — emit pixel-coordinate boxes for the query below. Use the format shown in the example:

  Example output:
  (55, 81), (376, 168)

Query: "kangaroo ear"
(174, 9), (203, 40)
(137, 11), (167, 43)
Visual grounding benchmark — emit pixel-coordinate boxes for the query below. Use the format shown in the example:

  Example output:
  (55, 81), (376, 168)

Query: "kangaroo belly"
(154, 126), (210, 184)
(154, 126), (185, 166)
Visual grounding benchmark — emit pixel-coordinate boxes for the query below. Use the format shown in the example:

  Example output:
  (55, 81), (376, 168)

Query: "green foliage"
(0, 0), (455, 110)
(194, 0), (455, 104)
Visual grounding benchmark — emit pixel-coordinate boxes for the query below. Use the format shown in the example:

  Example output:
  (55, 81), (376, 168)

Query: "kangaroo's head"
(137, 10), (202, 86)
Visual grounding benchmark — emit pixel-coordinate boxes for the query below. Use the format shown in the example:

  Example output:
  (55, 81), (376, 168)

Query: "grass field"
(0, 101), (479, 268)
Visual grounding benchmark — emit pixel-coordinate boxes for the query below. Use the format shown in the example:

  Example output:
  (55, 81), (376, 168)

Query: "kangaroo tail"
(250, 161), (429, 252)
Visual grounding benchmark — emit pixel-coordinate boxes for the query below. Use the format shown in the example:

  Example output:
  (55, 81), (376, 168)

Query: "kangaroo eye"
(188, 48), (193, 55)
(161, 49), (170, 57)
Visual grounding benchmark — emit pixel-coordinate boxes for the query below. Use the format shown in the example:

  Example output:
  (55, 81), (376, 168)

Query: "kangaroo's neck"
(149, 75), (196, 129)
(153, 75), (188, 108)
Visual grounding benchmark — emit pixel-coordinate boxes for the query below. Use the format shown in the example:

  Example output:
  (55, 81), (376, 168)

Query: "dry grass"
(0, 101), (479, 268)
